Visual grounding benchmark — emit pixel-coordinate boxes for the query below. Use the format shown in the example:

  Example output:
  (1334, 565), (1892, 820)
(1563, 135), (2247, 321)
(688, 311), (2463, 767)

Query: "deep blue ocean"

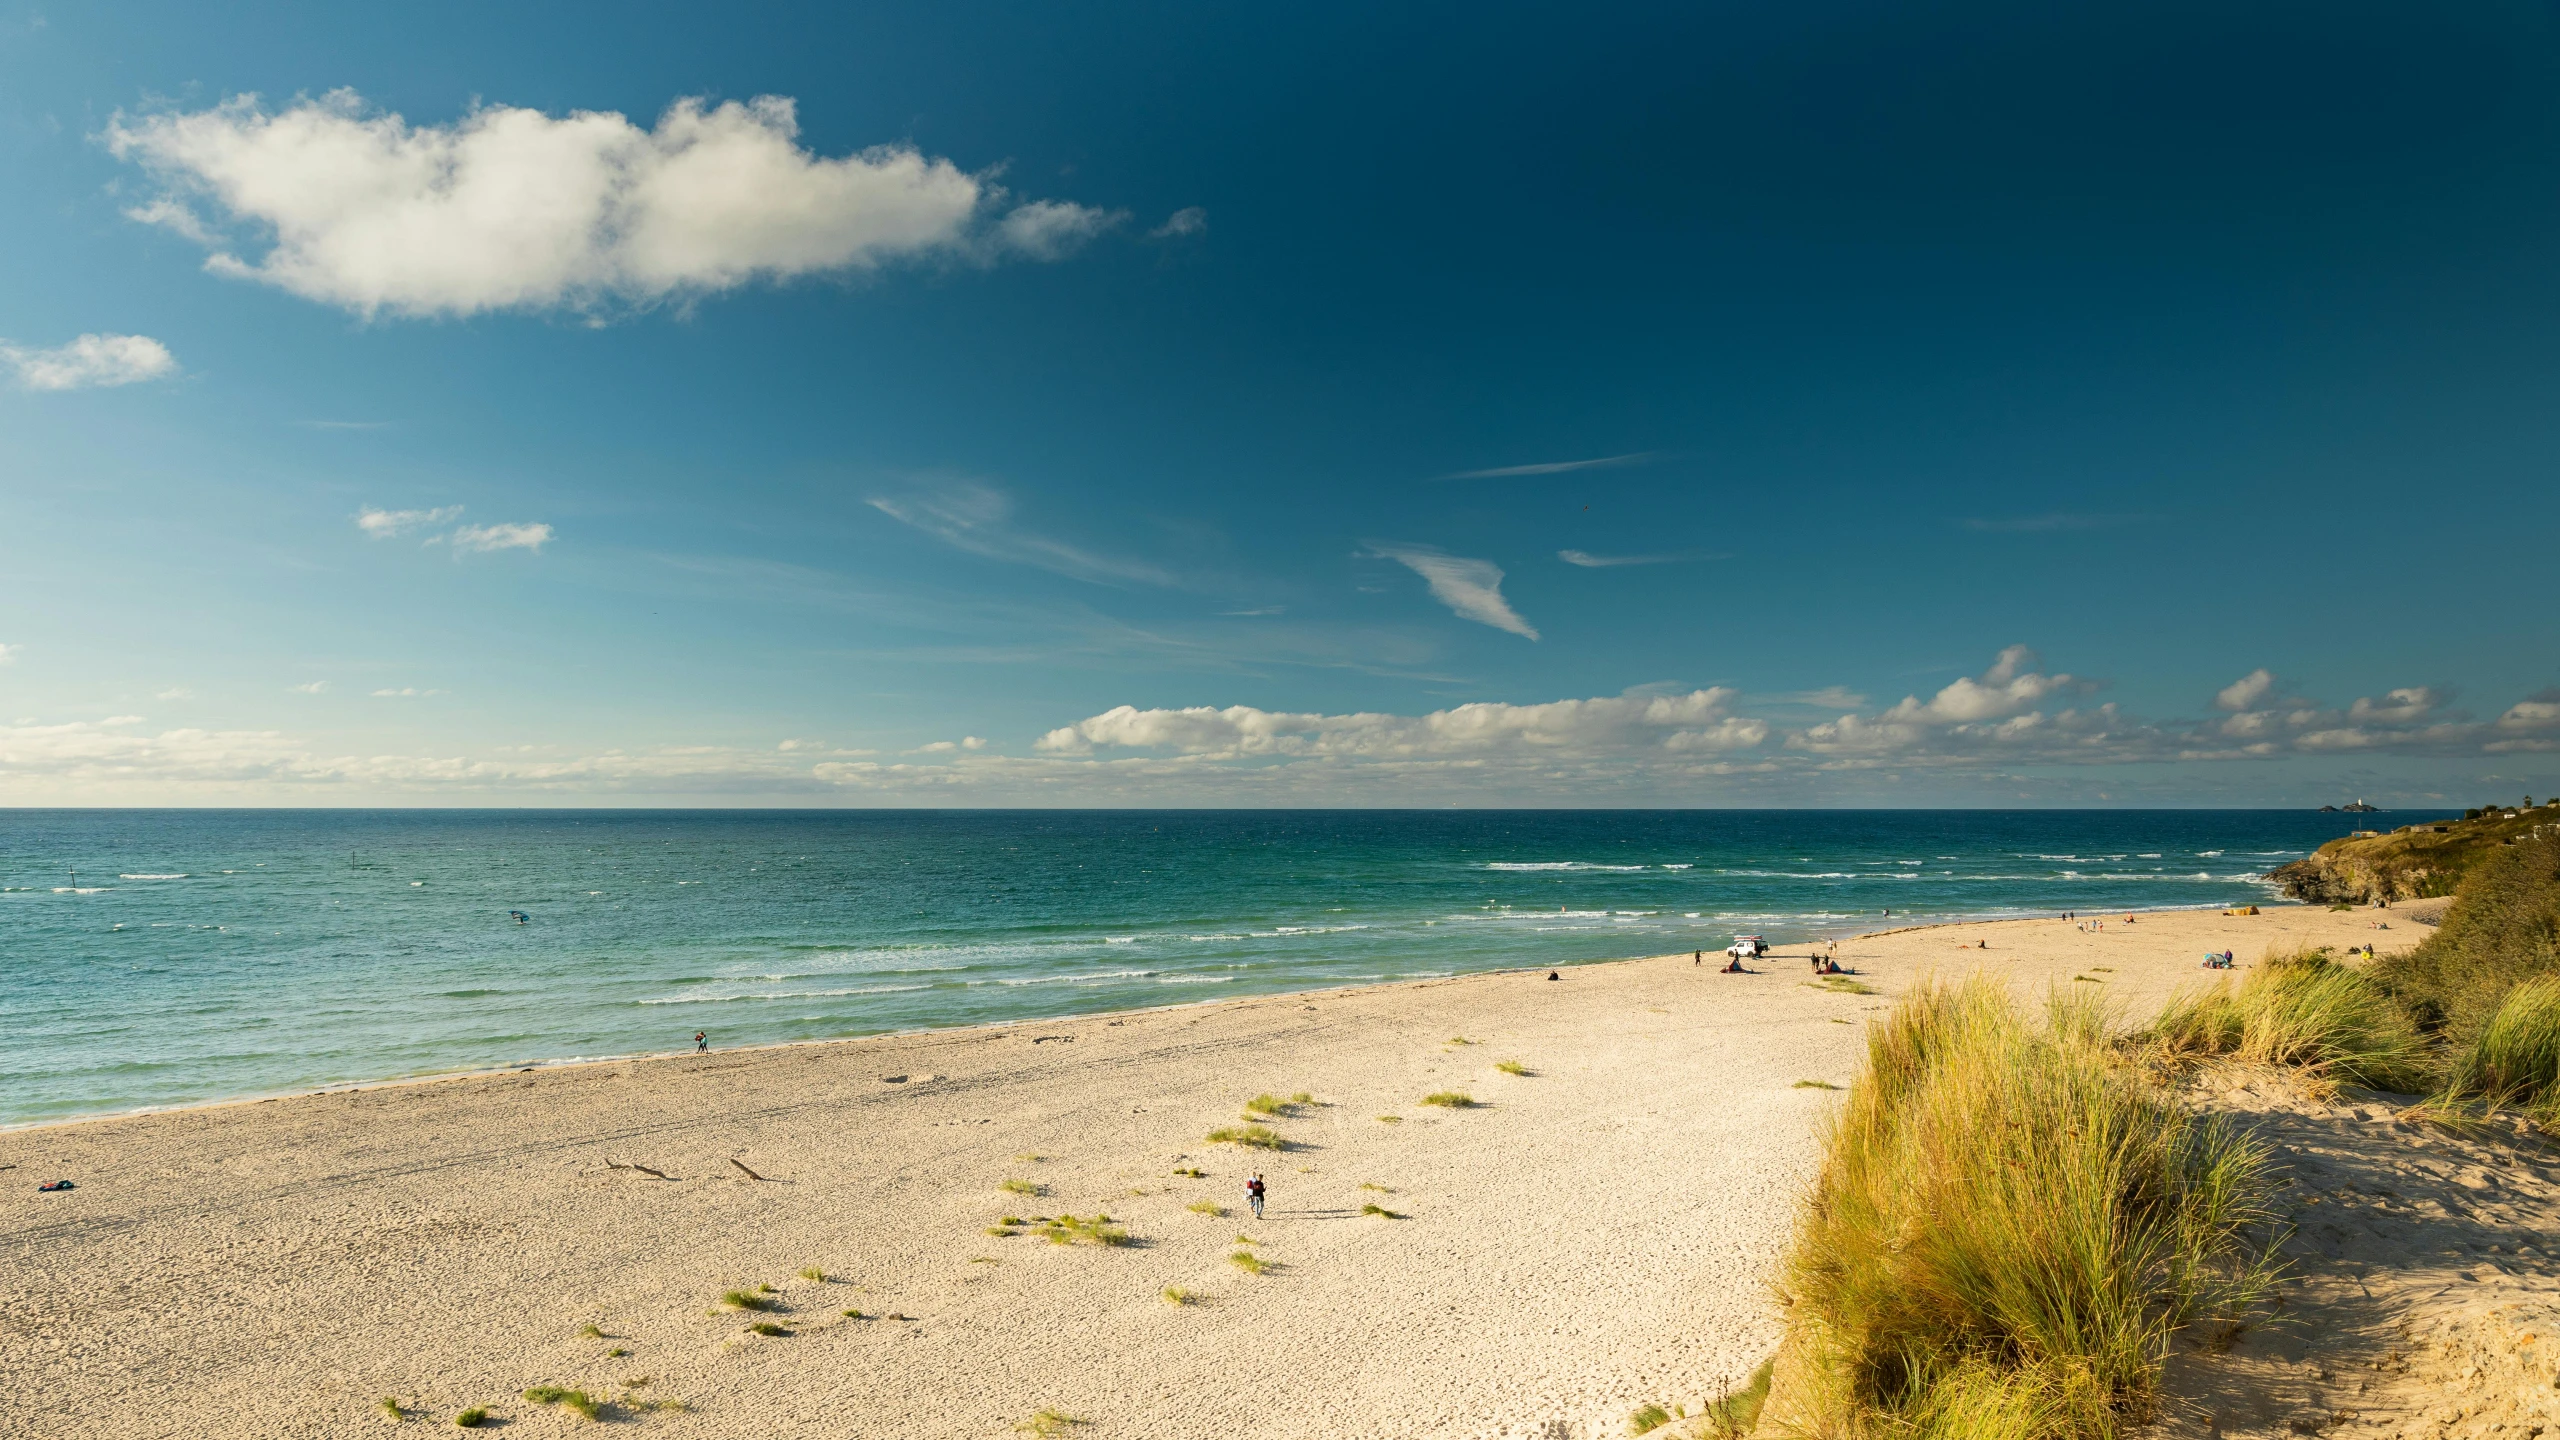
(0, 809), (2421, 1126)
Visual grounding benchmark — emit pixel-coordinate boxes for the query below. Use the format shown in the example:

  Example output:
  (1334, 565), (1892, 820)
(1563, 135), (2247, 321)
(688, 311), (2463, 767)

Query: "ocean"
(0, 808), (2408, 1127)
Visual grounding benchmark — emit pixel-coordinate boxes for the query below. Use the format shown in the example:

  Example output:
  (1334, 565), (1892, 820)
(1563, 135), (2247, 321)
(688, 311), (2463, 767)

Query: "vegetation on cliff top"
(2267, 800), (2557, 903)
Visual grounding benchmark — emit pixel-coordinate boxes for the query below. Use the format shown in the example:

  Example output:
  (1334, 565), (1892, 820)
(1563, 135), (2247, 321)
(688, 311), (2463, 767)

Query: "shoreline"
(4, 897), (2291, 1137)
(3, 903), (2416, 1440)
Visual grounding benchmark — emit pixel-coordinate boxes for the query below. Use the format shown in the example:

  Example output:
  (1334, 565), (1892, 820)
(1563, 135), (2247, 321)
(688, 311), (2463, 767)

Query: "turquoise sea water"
(0, 809), (2418, 1126)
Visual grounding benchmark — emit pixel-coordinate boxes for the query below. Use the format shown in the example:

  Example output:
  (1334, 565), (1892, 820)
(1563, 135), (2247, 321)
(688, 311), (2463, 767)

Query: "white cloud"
(451, 522), (553, 554)
(289, 681), (327, 693)
(913, 736), (990, 754)
(370, 687), (442, 698)
(2, 333), (177, 391)
(1439, 453), (1653, 480)
(1875, 645), (2086, 724)
(1365, 544), (1539, 639)
(108, 91), (1109, 318)
(1557, 549), (1709, 568)
(995, 199), (1125, 259)
(2214, 668), (2276, 711)
(1149, 206), (1208, 239)
(2347, 686), (2443, 725)
(357, 505), (462, 538)
(0, 643), (16, 665)
(868, 479), (1172, 586)
(156, 687), (194, 700)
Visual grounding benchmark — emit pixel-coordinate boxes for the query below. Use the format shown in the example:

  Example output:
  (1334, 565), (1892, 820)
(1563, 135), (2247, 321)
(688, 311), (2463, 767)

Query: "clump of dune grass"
(1001, 1177), (1044, 1196)
(1241, 1092), (1291, 1117)
(1792, 1079), (1841, 1090)
(1039, 1213), (1131, 1247)
(1015, 1152), (1046, 1163)
(798, 1265), (825, 1282)
(1187, 1198), (1226, 1217)
(986, 1225), (1021, 1237)
(1289, 1090), (1314, 1105)
(1234, 1232), (1256, 1244)
(1629, 1401), (1675, 1434)
(1171, 1165), (1205, 1177)
(2152, 944), (2433, 1091)
(1704, 1361), (1773, 1438)
(1014, 1409), (1087, 1437)
(1206, 1124), (1284, 1149)
(1161, 1285), (1195, 1305)
(1419, 1091), (1474, 1108)
(718, 1289), (776, 1312)
(2073, 975), (2102, 984)
(1228, 1249), (1270, 1276)
(1359, 1181), (1392, 1192)
(1772, 977), (2277, 1439)
(1495, 1060), (1530, 1076)
(378, 1397), (403, 1420)
(605, 1347), (628, 1358)
(746, 1321), (792, 1337)
(575, 1321), (604, 1339)
(454, 1408), (487, 1429)
(522, 1387), (602, 1421)
(1375, 1114), (1402, 1124)
(1447, 1035), (1475, 1046)
(2439, 974), (2560, 1124)
(1359, 1202), (1406, 1219)
(842, 1308), (865, 1319)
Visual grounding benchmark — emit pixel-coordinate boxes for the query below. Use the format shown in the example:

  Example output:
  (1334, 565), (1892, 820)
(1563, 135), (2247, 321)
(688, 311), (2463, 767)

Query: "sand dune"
(0, 904), (2425, 1439)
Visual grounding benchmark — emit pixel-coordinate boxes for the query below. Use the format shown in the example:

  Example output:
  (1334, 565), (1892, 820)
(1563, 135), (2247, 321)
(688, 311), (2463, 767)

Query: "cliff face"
(2269, 806), (2560, 904)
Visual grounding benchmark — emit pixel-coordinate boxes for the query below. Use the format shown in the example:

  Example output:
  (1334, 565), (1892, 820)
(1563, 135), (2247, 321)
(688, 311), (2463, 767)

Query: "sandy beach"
(0, 904), (2426, 1440)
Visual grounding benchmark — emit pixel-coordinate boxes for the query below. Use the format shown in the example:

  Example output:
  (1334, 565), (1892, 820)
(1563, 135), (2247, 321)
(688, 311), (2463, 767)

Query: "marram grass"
(1771, 977), (2277, 1440)
(2151, 944), (2432, 1092)
(2445, 974), (2560, 1125)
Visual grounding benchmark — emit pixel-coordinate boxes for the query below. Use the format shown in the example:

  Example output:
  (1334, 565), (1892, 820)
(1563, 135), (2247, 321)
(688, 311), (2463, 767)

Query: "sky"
(3, 0), (2557, 807)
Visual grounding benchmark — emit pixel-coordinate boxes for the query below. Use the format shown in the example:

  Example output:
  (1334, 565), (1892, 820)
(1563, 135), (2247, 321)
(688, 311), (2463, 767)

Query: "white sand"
(0, 904), (2422, 1439)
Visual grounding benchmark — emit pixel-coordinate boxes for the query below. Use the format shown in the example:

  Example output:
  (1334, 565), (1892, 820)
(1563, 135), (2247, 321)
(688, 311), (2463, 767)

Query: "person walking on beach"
(1245, 1172), (1266, 1220)
(694, 1030), (708, 1054)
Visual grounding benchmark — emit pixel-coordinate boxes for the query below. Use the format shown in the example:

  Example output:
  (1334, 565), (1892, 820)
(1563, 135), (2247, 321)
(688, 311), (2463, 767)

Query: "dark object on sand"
(37, 1180), (74, 1192)
(605, 1157), (670, 1179)
(1546, 970), (1560, 981)
(730, 1157), (772, 1181)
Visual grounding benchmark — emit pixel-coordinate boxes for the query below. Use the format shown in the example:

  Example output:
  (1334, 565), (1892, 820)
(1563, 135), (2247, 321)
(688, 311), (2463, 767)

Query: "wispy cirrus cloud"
(450, 522), (553, 554)
(1364, 544), (1539, 640)
(356, 506), (549, 554)
(1963, 513), (2137, 533)
(108, 90), (1123, 319)
(1437, 452), (1654, 480)
(867, 478), (1174, 587)
(1557, 548), (1719, 568)
(356, 505), (462, 538)
(2, 333), (177, 391)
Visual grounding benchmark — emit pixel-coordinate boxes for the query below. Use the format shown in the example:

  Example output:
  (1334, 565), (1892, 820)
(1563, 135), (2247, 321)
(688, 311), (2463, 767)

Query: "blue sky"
(4, 0), (2557, 805)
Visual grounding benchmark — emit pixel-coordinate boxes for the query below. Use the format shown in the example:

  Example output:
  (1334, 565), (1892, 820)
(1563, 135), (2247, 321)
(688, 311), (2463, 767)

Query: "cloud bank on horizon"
(6, 648), (2553, 802)
(106, 91), (1128, 318)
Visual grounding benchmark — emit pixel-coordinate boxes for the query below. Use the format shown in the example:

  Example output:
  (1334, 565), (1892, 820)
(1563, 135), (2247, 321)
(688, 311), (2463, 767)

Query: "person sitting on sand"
(1722, 954), (1745, 973)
